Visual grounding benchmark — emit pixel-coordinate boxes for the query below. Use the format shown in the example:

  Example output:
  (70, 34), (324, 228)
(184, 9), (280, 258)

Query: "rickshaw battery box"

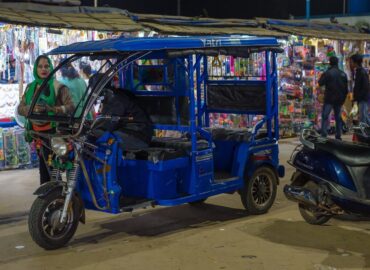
(120, 157), (189, 200)
(179, 149), (214, 194)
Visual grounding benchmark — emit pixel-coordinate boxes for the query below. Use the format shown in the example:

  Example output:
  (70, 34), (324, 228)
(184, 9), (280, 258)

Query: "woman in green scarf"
(18, 55), (74, 184)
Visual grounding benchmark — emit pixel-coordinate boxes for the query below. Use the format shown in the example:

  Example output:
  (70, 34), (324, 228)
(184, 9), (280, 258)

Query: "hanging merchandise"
(15, 127), (31, 167)
(29, 141), (39, 168)
(3, 128), (18, 168)
(0, 128), (4, 169)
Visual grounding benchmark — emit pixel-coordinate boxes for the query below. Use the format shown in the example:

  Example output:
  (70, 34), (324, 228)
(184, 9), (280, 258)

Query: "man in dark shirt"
(96, 87), (153, 150)
(318, 56), (348, 140)
(350, 54), (370, 125)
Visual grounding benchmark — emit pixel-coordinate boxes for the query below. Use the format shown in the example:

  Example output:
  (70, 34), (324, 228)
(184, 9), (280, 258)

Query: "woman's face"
(37, 58), (50, 79)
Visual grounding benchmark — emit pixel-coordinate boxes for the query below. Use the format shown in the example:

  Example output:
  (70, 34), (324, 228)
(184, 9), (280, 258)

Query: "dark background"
(80, 0), (344, 19)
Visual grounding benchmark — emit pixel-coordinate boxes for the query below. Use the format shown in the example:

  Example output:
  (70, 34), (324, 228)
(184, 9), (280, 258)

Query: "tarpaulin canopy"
(0, 3), (286, 37)
(131, 13), (259, 27)
(0, 2), (368, 41)
(258, 18), (370, 41)
(0, 2), (143, 31)
(131, 13), (287, 37)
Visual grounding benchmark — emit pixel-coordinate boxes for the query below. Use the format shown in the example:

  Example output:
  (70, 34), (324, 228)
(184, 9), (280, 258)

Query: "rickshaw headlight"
(51, 137), (68, 156)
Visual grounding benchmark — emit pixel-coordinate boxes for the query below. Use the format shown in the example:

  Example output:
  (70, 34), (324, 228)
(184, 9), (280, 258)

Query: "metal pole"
(265, 51), (272, 138)
(94, 0), (98, 7)
(343, 0), (346, 14)
(177, 0), (181, 16)
(306, 0), (310, 21)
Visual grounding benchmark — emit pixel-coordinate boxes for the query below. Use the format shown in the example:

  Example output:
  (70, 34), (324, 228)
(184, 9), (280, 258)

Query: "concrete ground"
(0, 136), (369, 270)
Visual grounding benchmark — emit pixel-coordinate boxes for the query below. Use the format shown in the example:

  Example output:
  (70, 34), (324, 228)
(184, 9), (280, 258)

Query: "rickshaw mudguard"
(241, 142), (283, 184)
(33, 181), (64, 198)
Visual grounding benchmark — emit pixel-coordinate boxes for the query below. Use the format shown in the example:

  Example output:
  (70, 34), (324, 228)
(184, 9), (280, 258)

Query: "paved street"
(0, 137), (369, 270)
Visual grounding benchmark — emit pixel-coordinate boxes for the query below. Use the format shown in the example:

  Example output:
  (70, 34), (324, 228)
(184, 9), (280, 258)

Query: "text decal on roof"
(201, 39), (222, 47)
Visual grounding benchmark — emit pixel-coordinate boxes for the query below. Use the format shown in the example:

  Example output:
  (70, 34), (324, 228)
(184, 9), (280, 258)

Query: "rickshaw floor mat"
(150, 137), (209, 151)
(214, 170), (238, 182)
(119, 196), (150, 208)
(123, 147), (187, 162)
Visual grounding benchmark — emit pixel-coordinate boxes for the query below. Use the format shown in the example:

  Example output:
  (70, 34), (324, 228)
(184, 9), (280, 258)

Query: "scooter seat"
(316, 139), (370, 166)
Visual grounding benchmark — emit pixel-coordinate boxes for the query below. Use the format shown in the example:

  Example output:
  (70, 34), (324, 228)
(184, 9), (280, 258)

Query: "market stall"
(0, 2), (143, 170)
(0, 25), (98, 170)
(262, 19), (370, 137)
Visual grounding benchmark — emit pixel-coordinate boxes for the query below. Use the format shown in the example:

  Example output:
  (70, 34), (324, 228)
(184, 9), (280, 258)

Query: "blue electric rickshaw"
(26, 36), (284, 249)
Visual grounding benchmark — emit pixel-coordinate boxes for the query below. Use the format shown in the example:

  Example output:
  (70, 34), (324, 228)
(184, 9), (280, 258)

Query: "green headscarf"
(25, 55), (56, 107)
(24, 55), (56, 141)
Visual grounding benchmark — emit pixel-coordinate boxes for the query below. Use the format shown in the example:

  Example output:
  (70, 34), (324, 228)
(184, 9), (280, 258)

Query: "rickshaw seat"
(205, 128), (271, 142)
(150, 137), (209, 151)
(205, 128), (252, 142)
(123, 147), (186, 162)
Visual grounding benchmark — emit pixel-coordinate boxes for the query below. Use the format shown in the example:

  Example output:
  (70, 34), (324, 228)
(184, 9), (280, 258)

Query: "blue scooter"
(284, 129), (370, 225)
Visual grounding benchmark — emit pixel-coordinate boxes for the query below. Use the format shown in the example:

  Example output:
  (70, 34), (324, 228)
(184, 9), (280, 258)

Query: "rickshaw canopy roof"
(48, 36), (280, 55)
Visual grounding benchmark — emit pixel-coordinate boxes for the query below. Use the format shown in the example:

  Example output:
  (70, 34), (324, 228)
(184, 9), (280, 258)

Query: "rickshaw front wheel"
(240, 166), (277, 214)
(28, 189), (80, 250)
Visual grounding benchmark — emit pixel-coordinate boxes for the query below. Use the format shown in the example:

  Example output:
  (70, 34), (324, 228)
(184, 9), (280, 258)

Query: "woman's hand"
(45, 105), (66, 114)
(34, 105), (46, 113)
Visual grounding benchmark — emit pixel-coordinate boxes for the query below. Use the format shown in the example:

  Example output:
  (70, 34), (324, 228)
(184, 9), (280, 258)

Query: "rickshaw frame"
(28, 35), (284, 213)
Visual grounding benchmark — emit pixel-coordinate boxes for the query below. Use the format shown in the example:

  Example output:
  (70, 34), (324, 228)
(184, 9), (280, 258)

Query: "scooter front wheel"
(298, 181), (332, 225)
(28, 189), (80, 250)
(298, 203), (332, 225)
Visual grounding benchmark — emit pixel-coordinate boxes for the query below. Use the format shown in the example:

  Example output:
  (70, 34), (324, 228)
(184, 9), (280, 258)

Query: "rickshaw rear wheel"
(28, 189), (80, 250)
(240, 166), (277, 214)
(188, 198), (207, 206)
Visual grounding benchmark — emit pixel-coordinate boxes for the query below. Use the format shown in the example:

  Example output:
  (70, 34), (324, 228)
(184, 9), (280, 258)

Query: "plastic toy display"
(0, 127), (36, 169)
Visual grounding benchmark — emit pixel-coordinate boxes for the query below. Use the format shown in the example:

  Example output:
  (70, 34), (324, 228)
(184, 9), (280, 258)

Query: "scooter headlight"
(51, 137), (68, 156)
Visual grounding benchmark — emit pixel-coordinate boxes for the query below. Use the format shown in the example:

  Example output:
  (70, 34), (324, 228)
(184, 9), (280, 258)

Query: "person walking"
(318, 56), (348, 140)
(60, 63), (88, 117)
(350, 53), (370, 125)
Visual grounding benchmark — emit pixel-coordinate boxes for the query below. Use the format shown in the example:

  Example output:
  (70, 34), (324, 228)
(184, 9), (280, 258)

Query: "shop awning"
(0, 2), (367, 41)
(131, 13), (288, 37)
(259, 18), (370, 41)
(0, 3), (143, 31)
(0, 3), (287, 37)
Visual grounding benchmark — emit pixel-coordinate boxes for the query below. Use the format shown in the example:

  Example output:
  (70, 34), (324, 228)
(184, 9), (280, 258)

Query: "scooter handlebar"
(352, 123), (370, 139)
(300, 129), (322, 150)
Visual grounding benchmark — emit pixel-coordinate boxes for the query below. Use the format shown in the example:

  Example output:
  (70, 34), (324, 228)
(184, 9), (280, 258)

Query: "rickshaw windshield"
(27, 54), (128, 124)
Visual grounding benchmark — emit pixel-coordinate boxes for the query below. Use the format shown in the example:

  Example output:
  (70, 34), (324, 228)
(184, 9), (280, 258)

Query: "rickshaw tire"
(28, 190), (80, 250)
(240, 166), (277, 215)
(188, 198), (207, 206)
